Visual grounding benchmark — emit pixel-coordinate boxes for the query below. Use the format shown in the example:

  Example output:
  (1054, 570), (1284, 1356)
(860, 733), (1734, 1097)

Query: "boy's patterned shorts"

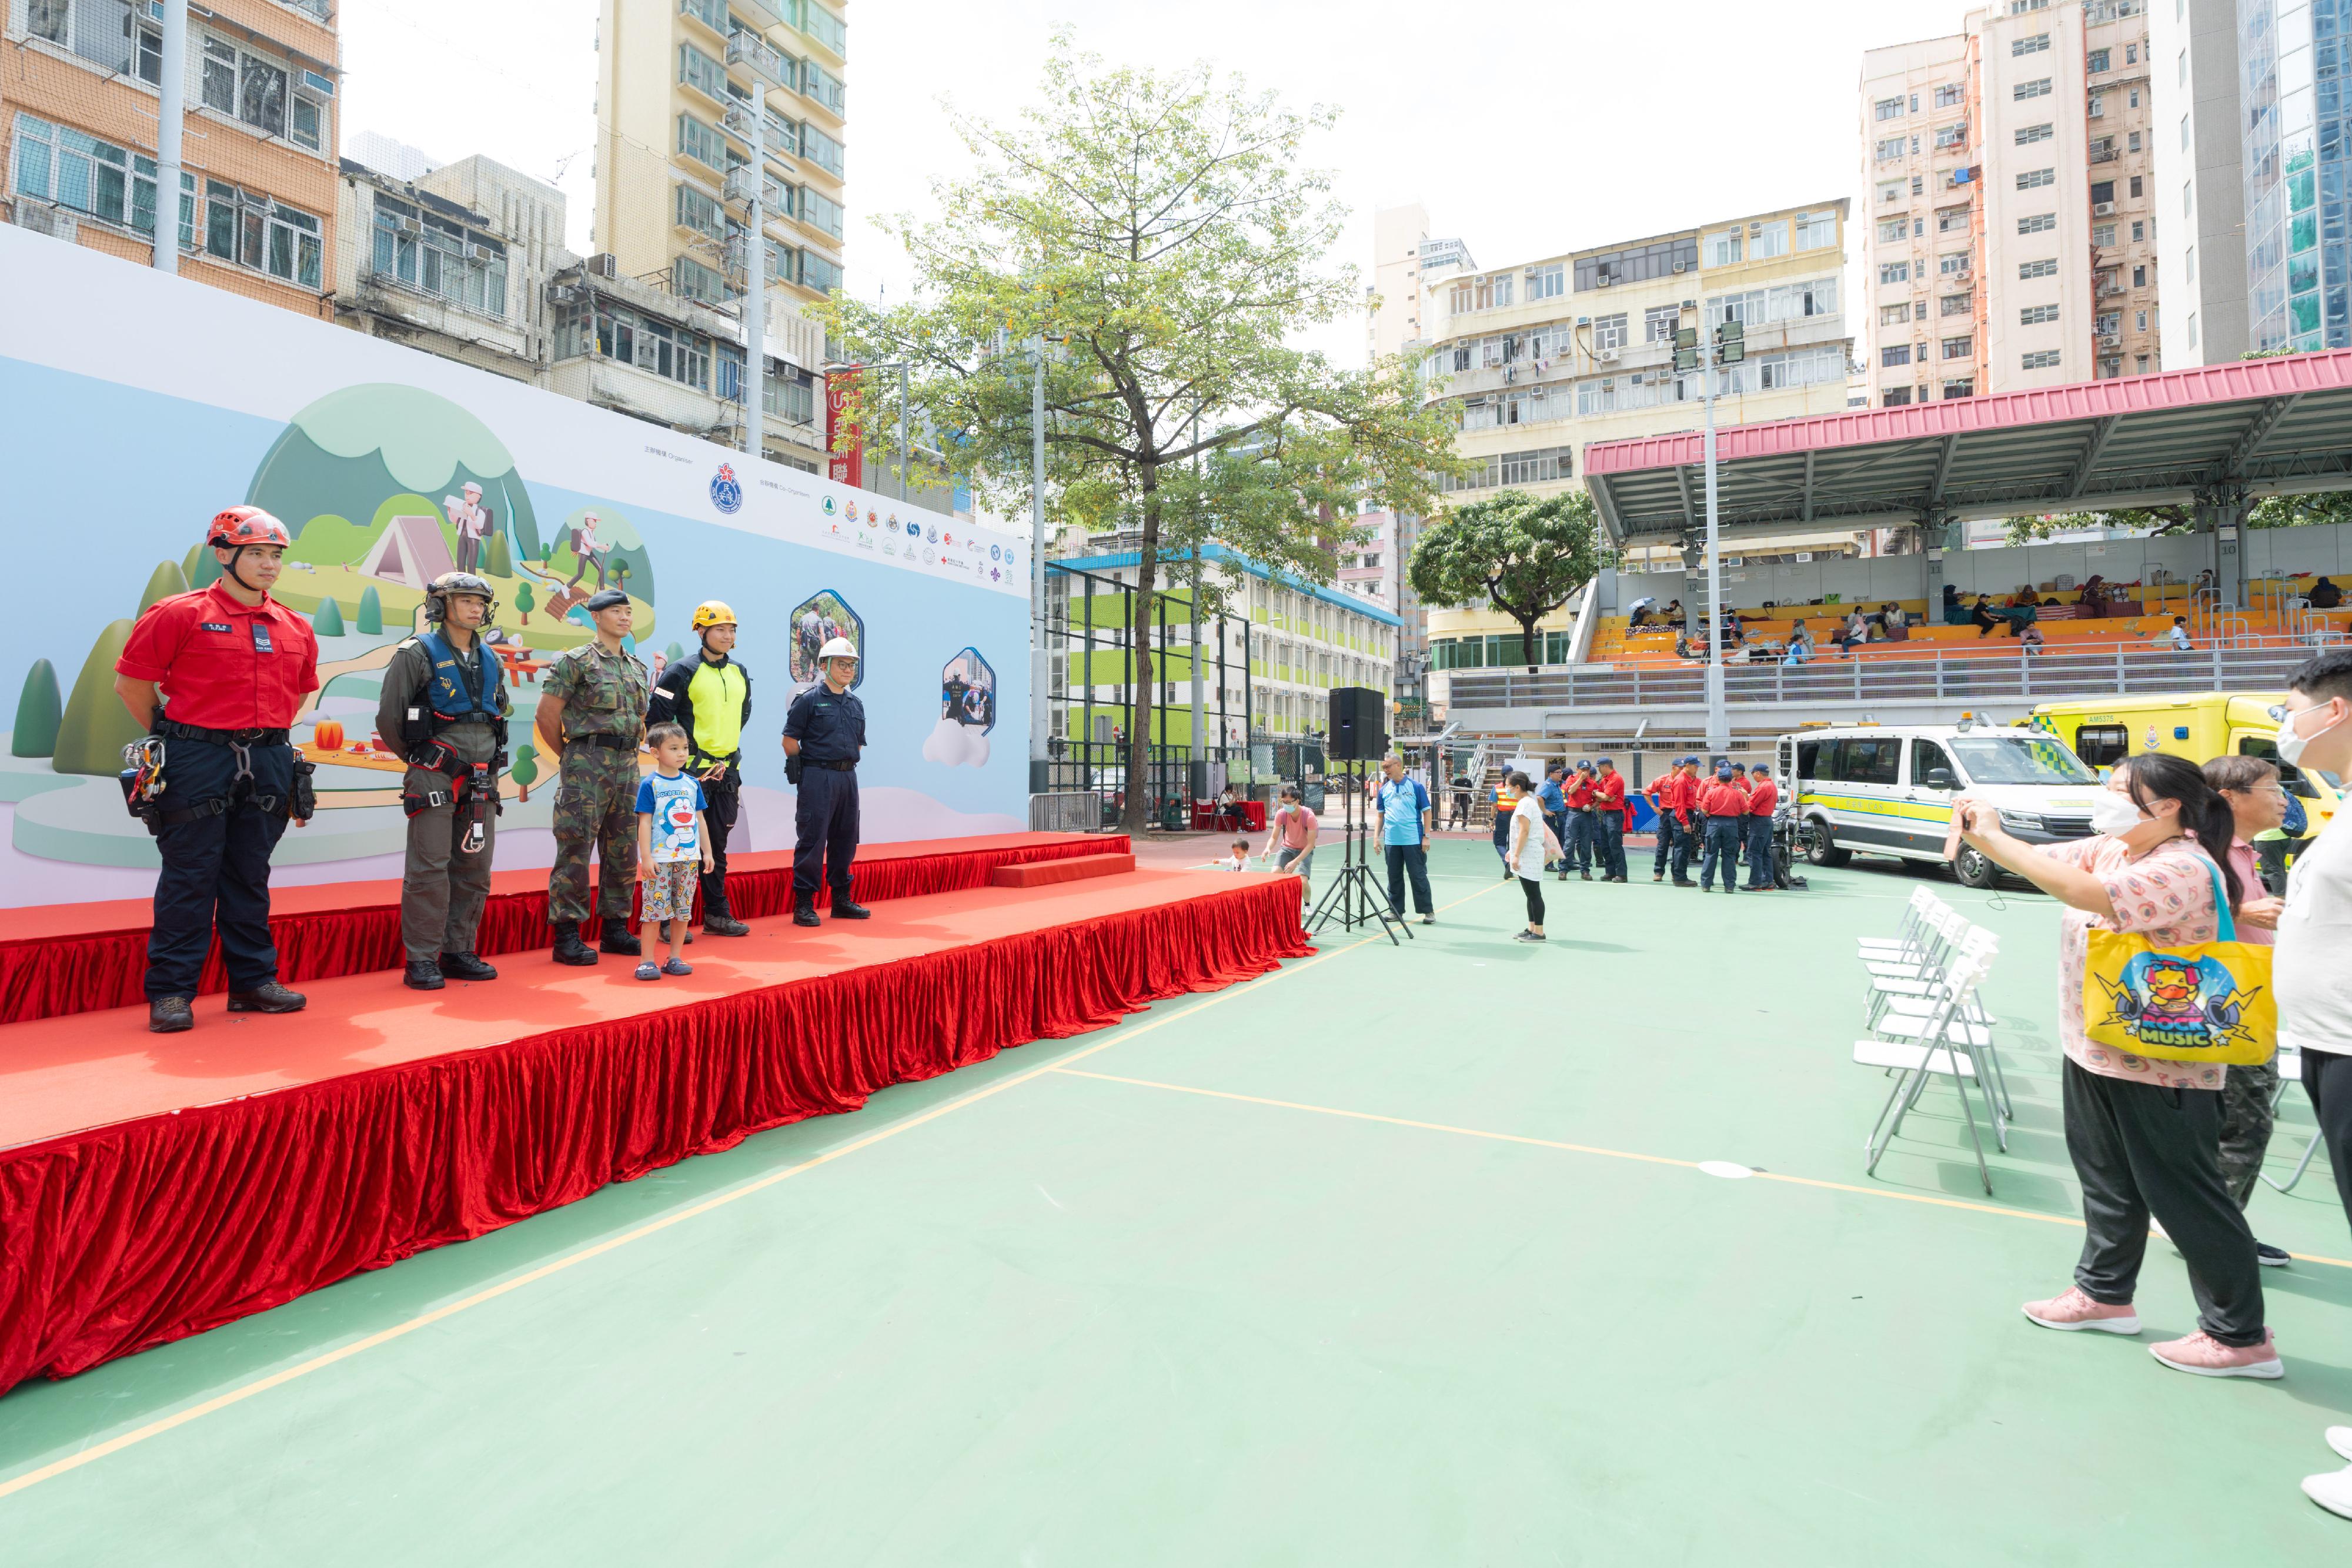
(643, 858), (700, 922)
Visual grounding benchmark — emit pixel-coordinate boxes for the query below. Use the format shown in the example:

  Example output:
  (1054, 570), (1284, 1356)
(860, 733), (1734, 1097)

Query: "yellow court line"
(1048, 1067), (2352, 1271)
(0, 887), (1493, 1503)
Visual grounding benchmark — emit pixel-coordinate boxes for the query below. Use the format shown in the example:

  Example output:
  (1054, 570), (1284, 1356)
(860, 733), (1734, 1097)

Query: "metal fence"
(1442, 645), (2328, 713)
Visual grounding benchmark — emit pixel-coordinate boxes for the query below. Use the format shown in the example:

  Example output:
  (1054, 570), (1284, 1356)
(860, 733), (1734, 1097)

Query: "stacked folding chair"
(1853, 896), (2006, 1195)
(2263, 1044), (2326, 1194)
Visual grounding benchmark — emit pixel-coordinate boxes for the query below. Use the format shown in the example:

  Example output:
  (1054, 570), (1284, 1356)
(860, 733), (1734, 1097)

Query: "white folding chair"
(1857, 947), (2001, 1193)
(2263, 1045), (2328, 1194)
(1857, 887), (1943, 961)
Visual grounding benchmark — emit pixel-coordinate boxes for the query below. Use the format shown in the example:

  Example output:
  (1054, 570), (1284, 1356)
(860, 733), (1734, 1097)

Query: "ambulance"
(2027, 693), (2343, 836)
(1779, 718), (2106, 889)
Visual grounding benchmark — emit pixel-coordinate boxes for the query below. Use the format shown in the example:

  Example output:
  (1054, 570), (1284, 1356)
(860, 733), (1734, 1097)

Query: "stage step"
(988, 852), (1136, 888)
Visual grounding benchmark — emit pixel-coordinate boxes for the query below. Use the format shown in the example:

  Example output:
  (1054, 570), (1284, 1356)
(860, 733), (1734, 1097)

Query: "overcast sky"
(342, 0), (1972, 359)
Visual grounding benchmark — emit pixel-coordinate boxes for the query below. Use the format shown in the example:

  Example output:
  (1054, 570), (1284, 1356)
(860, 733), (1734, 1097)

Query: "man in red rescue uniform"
(1695, 762), (1752, 892)
(113, 507), (319, 1032)
(1742, 761), (1780, 891)
(1589, 756), (1630, 882)
(1650, 757), (1700, 886)
(1561, 759), (1598, 881)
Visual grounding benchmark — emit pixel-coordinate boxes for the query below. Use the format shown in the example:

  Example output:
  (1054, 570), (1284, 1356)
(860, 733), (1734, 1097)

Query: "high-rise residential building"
(592, 0), (844, 468)
(1860, 0), (2160, 407)
(1367, 203), (1474, 365)
(2, 0), (340, 316)
(2149, 0), (2248, 363)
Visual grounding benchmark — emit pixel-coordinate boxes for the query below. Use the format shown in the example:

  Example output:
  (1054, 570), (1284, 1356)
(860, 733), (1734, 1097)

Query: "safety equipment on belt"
(119, 731), (313, 833)
(818, 636), (857, 661)
(205, 506), (293, 594)
(691, 600), (737, 631)
(423, 571), (498, 625)
(400, 741), (500, 852)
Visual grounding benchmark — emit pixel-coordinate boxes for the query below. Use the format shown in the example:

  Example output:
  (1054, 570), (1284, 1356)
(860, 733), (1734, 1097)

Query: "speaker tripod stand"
(1307, 764), (1409, 944)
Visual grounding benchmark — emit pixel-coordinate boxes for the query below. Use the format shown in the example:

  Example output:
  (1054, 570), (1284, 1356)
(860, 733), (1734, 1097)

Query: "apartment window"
(1935, 123), (1967, 150)
(371, 195), (507, 317)
(1914, 216), (1926, 238)
(672, 253), (730, 305)
(2188, 311), (2199, 347)
(2129, 89), (2140, 108)
(801, 0), (847, 55)
(1879, 260), (1911, 285)
(2133, 264), (2146, 286)
(675, 182), (726, 239)
(2132, 220), (2145, 242)
(1703, 229), (1741, 267)
(2127, 44), (2138, 63)
(1575, 235), (1699, 289)
(1875, 96), (1905, 120)
(2136, 309), (2149, 330)
(2015, 78), (2052, 101)
(2092, 180), (2115, 205)
(1942, 335), (1973, 358)
(1795, 209), (1838, 249)
(680, 42), (728, 100)
(2182, 115), (2191, 151)
(1477, 273), (1515, 309)
(1882, 344), (1913, 367)
(1525, 262), (1565, 300)
(2016, 32), (2052, 55)
(1876, 136), (1907, 162)
(1913, 175), (1925, 194)
(9, 112), (192, 245)
(2090, 95), (2107, 118)
(199, 179), (322, 289)
(2094, 222), (2117, 246)
(1936, 205), (1969, 234)
(2022, 349), (2062, 369)
(1751, 222), (1789, 259)
(2184, 179), (2193, 216)
(2129, 175), (2143, 198)
(2016, 122), (2054, 145)
(1943, 379), (1977, 398)
(2186, 245), (2195, 282)
(1880, 302), (1912, 326)
(678, 113), (726, 169)
(2017, 213), (2056, 235)
(680, 0), (727, 28)
(1592, 313), (1628, 351)
(1939, 252), (1969, 275)
(1643, 304), (1678, 342)
(2017, 168), (2056, 190)
(2087, 47), (2110, 71)
(2020, 258), (2057, 279)
(799, 121), (844, 177)
(26, 0), (167, 82)
(802, 61), (845, 116)
(2179, 48), (2189, 84)
(798, 186), (844, 239)
(2021, 304), (2061, 325)
(1877, 217), (1907, 242)
(1882, 386), (1915, 406)
(800, 250), (842, 295)
(1876, 179), (1906, 205)
(2128, 130), (2141, 153)
(2010, 0), (2050, 10)
(1941, 290), (1973, 316)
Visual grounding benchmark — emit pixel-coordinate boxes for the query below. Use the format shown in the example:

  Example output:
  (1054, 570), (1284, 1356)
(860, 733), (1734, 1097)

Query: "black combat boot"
(438, 951), (497, 981)
(600, 916), (642, 956)
(703, 911), (750, 937)
(403, 958), (446, 991)
(148, 995), (194, 1033)
(793, 897), (821, 928)
(831, 899), (871, 920)
(552, 921), (598, 965)
(226, 981), (307, 1014)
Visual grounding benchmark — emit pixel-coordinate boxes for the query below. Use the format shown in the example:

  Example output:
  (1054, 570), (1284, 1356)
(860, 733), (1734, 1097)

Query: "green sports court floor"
(4, 840), (2351, 1565)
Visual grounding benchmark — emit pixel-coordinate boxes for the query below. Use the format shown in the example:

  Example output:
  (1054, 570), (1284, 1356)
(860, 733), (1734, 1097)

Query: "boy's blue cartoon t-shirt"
(635, 771), (707, 862)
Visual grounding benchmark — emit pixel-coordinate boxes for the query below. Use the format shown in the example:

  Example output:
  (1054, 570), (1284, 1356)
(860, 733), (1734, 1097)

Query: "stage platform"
(0, 831), (1125, 1026)
(0, 864), (1311, 1397)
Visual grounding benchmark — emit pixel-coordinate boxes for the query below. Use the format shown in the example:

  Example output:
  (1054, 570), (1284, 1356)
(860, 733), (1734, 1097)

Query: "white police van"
(1778, 720), (2105, 888)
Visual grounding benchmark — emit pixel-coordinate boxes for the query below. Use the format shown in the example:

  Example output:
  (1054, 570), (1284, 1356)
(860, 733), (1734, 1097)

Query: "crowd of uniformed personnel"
(115, 506), (871, 1033)
(1638, 757), (1781, 892)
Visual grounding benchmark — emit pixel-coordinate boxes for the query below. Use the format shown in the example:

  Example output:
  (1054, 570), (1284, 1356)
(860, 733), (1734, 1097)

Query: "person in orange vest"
(1742, 761), (1782, 891)
(1696, 762), (1750, 892)
(1590, 758), (1630, 882)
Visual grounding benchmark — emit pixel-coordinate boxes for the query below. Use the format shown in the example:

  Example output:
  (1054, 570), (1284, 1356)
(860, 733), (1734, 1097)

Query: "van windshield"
(1951, 735), (2098, 786)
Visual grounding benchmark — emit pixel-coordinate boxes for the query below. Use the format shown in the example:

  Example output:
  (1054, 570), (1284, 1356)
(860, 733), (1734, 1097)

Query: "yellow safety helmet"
(691, 600), (737, 631)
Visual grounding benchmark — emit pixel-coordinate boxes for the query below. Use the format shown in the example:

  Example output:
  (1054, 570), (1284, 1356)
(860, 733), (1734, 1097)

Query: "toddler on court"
(634, 724), (716, 981)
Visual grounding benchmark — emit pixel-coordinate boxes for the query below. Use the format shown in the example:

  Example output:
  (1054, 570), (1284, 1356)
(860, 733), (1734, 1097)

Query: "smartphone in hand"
(1943, 794), (1973, 861)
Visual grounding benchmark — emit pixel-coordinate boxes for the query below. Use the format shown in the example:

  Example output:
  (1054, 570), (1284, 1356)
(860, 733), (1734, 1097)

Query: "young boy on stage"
(634, 724), (715, 981)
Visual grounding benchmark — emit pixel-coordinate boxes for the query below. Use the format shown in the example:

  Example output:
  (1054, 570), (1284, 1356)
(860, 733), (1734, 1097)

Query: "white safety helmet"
(818, 636), (858, 661)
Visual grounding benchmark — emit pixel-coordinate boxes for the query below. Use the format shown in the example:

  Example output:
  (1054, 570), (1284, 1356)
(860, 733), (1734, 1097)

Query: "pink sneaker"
(2150, 1329), (2283, 1379)
(2022, 1286), (2141, 1335)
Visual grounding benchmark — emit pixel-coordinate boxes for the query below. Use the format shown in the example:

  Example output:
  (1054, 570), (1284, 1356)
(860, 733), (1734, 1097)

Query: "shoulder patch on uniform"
(396, 636), (422, 650)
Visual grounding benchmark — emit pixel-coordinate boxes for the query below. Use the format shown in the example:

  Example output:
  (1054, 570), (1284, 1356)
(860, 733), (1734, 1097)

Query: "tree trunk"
(1121, 462), (1161, 832)
(1519, 610), (1543, 674)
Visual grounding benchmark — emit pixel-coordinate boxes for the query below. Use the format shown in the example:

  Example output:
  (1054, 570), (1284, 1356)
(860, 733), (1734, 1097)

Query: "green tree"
(510, 741), (539, 794)
(357, 586), (383, 635)
(514, 583), (536, 624)
(1408, 489), (1602, 673)
(54, 620), (144, 776)
(485, 530), (513, 578)
(814, 34), (1457, 827)
(137, 560), (189, 616)
(312, 597), (346, 636)
(12, 658), (63, 757)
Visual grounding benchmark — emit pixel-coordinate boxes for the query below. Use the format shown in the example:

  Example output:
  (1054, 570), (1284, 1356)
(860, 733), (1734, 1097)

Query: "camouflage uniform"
(543, 640), (650, 927)
(2217, 1056), (2281, 1208)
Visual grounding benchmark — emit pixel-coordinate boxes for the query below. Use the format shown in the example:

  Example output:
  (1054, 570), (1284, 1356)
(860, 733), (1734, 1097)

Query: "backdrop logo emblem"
(821, 494), (838, 517)
(906, 520), (920, 536)
(926, 525), (940, 543)
(923, 546), (937, 565)
(990, 544), (1001, 561)
(710, 464), (743, 514)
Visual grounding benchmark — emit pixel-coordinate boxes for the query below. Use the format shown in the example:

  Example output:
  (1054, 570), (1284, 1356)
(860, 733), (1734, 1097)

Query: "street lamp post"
(1673, 310), (1743, 756)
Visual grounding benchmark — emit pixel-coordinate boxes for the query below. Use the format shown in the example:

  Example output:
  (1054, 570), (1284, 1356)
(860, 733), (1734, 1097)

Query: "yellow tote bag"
(2082, 856), (2276, 1066)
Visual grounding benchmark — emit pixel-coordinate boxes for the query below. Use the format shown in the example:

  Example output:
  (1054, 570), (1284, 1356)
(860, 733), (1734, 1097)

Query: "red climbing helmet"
(206, 506), (292, 550)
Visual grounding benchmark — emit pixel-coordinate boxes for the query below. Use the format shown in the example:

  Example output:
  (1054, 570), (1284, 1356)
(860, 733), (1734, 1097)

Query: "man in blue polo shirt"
(1375, 751), (1435, 924)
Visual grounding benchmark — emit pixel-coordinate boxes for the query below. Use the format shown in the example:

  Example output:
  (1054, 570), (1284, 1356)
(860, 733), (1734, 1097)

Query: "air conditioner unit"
(586, 252), (620, 278)
(396, 216), (423, 236)
(11, 202), (76, 242)
(1595, 275), (1614, 287)
(1672, 260), (1689, 273)
(1749, 222), (1762, 236)
(723, 165), (760, 205)
(465, 240), (496, 262)
(2093, 201), (2116, 216)
(1597, 348), (1620, 364)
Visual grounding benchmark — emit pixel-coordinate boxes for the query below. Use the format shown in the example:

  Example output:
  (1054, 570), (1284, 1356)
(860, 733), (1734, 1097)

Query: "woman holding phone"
(1953, 754), (2279, 1379)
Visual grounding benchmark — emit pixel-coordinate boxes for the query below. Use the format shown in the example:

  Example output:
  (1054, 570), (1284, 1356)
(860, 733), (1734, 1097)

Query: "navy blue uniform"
(148, 739), (298, 999)
(784, 682), (866, 900)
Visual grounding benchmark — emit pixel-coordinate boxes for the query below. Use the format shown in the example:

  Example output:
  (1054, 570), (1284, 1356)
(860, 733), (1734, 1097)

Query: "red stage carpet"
(0, 868), (1311, 1397)
(0, 832), (1124, 1026)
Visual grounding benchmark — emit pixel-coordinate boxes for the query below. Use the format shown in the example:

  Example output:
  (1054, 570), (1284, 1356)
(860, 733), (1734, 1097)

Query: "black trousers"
(2063, 1059), (2265, 1346)
(1519, 874), (1545, 926)
(792, 765), (859, 898)
(1742, 817), (1776, 889)
(1699, 815), (1742, 889)
(146, 738), (293, 1001)
(700, 765), (741, 916)
(1383, 842), (1432, 915)
(2298, 1047), (2352, 1232)
(1593, 814), (1628, 879)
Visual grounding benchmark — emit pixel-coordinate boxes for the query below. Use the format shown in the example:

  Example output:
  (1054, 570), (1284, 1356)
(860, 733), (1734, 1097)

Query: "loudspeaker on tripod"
(1328, 686), (1387, 761)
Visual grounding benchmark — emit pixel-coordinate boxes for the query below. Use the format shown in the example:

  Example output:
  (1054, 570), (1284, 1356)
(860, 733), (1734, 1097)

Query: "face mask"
(2089, 791), (2146, 836)
(2276, 701), (2346, 767)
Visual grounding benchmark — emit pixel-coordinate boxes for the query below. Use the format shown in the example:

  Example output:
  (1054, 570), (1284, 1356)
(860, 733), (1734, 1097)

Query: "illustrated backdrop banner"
(0, 228), (1030, 908)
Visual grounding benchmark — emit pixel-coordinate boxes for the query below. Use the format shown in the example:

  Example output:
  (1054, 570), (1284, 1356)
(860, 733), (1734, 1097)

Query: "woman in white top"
(1505, 771), (1549, 943)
